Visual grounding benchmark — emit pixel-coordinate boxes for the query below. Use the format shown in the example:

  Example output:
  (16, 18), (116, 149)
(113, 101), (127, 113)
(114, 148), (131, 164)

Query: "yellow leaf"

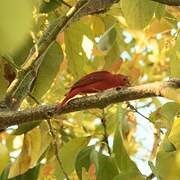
(161, 88), (180, 103)
(145, 19), (171, 37)
(0, 143), (9, 174)
(9, 127), (51, 178)
(169, 118), (180, 149)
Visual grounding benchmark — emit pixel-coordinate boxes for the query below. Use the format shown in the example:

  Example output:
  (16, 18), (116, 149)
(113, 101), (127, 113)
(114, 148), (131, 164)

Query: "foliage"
(0, 0), (180, 179)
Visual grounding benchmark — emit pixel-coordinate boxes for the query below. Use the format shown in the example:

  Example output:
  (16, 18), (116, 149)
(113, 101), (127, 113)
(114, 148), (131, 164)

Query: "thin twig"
(100, 109), (111, 155)
(146, 173), (155, 180)
(61, 0), (72, 8)
(126, 102), (151, 122)
(47, 119), (70, 180)
(126, 102), (164, 134)
(28, 93), (69, 180)
(27, 93), (41, 105)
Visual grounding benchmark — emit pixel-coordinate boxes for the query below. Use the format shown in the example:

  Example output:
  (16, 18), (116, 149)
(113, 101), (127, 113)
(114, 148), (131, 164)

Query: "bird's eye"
(123, 78), (127, 81)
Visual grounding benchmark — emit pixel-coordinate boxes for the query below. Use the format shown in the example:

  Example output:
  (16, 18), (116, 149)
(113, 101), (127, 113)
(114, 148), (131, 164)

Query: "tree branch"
(4, 0), (117, 110)
(0, 79), (179, 130)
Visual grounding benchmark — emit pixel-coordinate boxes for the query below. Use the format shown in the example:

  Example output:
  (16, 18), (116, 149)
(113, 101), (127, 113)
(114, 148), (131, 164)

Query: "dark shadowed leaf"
(12, 121), (41, 135)
(113, 171), (145, 180)
(32, 41), (64, 99)
(8, 164), (41, 180)
(39, 0), (62, 13)
(90, 150), (119, 180)
(75, 145), (95, 180)
(54, 137), (90, 179)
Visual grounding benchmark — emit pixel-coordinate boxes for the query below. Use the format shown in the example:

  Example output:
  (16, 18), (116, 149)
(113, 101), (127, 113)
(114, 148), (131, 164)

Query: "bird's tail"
(56, 88), (80, 110)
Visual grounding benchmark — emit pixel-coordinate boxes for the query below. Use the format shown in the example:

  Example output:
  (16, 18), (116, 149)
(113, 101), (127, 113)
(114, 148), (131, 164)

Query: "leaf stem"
(100, 109), (111, 155)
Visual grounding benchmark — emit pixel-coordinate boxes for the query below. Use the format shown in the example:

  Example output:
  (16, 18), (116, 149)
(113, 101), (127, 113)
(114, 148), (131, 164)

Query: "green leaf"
(97, 26), (117, 51)
(9, 128), (51, 178)
(9, 164), (41, 180)
(90, 150), (119, 180)
(12, 121), (41, 135)
(121, 0), (156, 29)
(113, 171), (145, 180)
(75, 145), (95, 180)
(160, 102), (180, 122)
(0, 0), (33, 54)
(169, 117), (180, 149)
(113, 106), (139, 172)
(155, 4), (165, 19)
(0, 60), (8, 101)
(156, 150), (180, 179)
(32, 41), (64, 99)
(54, 136), (90, 179)
(170, 35), (180, 78)
(64, 21), (94, 78)
(0, 144), (9, 175)
(39, 0), (62, 13)
(13, 37), (34, 66)
(0, 166), (9, 180)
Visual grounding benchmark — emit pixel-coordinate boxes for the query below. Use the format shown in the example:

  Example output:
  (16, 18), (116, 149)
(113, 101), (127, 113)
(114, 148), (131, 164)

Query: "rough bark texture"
(0, 79), (179, 129)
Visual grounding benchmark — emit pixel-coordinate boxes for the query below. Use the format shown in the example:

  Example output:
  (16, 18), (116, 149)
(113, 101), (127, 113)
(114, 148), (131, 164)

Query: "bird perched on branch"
(56, 71), (130, 109)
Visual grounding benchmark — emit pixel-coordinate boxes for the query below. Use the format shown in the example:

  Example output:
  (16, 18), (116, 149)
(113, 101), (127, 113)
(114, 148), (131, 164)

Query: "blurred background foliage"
(0, 0), (180, 179)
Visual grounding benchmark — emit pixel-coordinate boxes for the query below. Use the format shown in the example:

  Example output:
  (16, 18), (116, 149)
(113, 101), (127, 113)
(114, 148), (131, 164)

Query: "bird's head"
(115, 74), (130, 87)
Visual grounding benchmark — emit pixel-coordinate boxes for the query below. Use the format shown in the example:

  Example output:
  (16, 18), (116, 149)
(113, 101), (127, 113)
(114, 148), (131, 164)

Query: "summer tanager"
(56, 71), (130, 108)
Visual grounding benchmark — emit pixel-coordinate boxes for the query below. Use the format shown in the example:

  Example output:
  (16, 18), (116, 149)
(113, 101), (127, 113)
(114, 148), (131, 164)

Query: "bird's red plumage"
(56, 71), (130, 108)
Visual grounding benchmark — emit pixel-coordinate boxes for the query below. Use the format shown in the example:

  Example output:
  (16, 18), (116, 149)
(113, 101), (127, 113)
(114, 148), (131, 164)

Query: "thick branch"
(0, 79), (179, 129)
(3, 0), (180, 110)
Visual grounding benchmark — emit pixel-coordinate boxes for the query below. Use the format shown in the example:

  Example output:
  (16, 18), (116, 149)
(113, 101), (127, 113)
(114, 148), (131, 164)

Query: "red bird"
(56, 71), (130, 108)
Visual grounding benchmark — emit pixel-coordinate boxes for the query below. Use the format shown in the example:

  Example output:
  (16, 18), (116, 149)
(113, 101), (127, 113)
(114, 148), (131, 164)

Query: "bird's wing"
(71, 71), (112, 90)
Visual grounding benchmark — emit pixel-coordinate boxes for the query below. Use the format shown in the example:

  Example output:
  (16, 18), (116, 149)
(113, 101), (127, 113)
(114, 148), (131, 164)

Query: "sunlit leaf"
(0, 144), (9, 175)
(0, 0), (33, 54)
(9, 128), (51, 178)
(169, 118), (180, 149)
(121, 0), (157, 29)
(160, 102), (180, 122)
(54, 136), (90, 179)
(154, 3), (165, 19)
(64, 21), (94, 78)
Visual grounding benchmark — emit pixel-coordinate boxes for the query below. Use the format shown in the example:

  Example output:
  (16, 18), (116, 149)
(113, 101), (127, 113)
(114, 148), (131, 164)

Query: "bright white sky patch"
(82, 35), (93, 59)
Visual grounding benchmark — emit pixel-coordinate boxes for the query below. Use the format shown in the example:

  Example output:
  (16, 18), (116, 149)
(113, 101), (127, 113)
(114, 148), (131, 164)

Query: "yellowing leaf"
(145, 19), (171, 37)
(169, 118), (180, 149)
(0, 144), (9, 175)
(161, 88), (180, 104)
(91, 16), (105, 37)
(121, 0), (156, 29)
(9, 127), (51, 178)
